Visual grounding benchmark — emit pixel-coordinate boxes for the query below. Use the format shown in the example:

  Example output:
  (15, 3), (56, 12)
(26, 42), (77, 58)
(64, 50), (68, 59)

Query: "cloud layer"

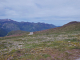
(0, 0), (80, 25)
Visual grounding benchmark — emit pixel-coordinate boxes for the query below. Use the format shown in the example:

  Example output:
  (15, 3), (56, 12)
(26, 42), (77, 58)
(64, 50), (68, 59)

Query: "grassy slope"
(0, 21), (80, 60)
(34, 21), (80, 34)
(7, 30), (29, 37)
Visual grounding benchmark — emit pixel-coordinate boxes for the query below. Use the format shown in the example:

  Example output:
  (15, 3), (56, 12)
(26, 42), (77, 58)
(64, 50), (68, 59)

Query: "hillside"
(0, 21), (80, 60)
(0, 28), (7, 37)
(7, 30), (29, 37)
(0, 19), (57, 37)
(34, 21), (80, 34)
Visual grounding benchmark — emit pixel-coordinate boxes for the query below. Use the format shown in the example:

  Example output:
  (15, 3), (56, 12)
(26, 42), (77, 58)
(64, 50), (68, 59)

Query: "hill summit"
(34, 21), (80, 34)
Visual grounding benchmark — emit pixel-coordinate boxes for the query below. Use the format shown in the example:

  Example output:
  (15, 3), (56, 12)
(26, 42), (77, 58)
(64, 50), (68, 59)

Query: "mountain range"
(0, 19), (57, 37)
(6, 21), (80, 37)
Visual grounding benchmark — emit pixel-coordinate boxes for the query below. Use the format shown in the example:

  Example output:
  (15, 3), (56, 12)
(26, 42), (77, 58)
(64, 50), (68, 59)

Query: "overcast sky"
(0, 0), (80, 26)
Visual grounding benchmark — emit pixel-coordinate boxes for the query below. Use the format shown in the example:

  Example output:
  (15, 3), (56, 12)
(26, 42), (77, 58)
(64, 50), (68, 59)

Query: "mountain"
(0, 19), (57, 37)
(34, 21), (80, 34)
(0, 28), (7, 37)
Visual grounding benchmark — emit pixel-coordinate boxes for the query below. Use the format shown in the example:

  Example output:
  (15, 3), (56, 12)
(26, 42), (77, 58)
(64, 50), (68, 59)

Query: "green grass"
(0, 22), (80, 60)
(0, 44), (7, 49)
(0, 30), (80, 60)
(42, 54), (51, 58)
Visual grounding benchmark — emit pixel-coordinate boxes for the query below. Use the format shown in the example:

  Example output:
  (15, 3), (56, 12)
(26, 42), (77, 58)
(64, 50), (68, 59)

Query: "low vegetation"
(0, 21), (80, 60)
(0, 30), (80, 60)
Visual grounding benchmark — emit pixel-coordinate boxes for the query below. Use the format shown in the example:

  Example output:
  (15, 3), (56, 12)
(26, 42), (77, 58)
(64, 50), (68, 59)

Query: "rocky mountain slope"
(0, 28), (7, 37)
(0, 19), (57, 37)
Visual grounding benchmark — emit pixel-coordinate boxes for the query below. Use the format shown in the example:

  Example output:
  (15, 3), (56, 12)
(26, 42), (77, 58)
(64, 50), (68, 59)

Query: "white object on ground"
(28, 32), (33, 35)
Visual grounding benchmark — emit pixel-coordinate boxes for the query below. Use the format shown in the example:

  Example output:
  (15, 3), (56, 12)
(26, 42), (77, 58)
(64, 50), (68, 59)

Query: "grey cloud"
(0, 0), (80, 22)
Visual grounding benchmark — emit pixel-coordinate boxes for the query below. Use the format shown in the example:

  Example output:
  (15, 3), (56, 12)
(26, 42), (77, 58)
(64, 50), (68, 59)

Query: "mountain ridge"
(34, 21), (80, 34)
(0, 19), (57, 37)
